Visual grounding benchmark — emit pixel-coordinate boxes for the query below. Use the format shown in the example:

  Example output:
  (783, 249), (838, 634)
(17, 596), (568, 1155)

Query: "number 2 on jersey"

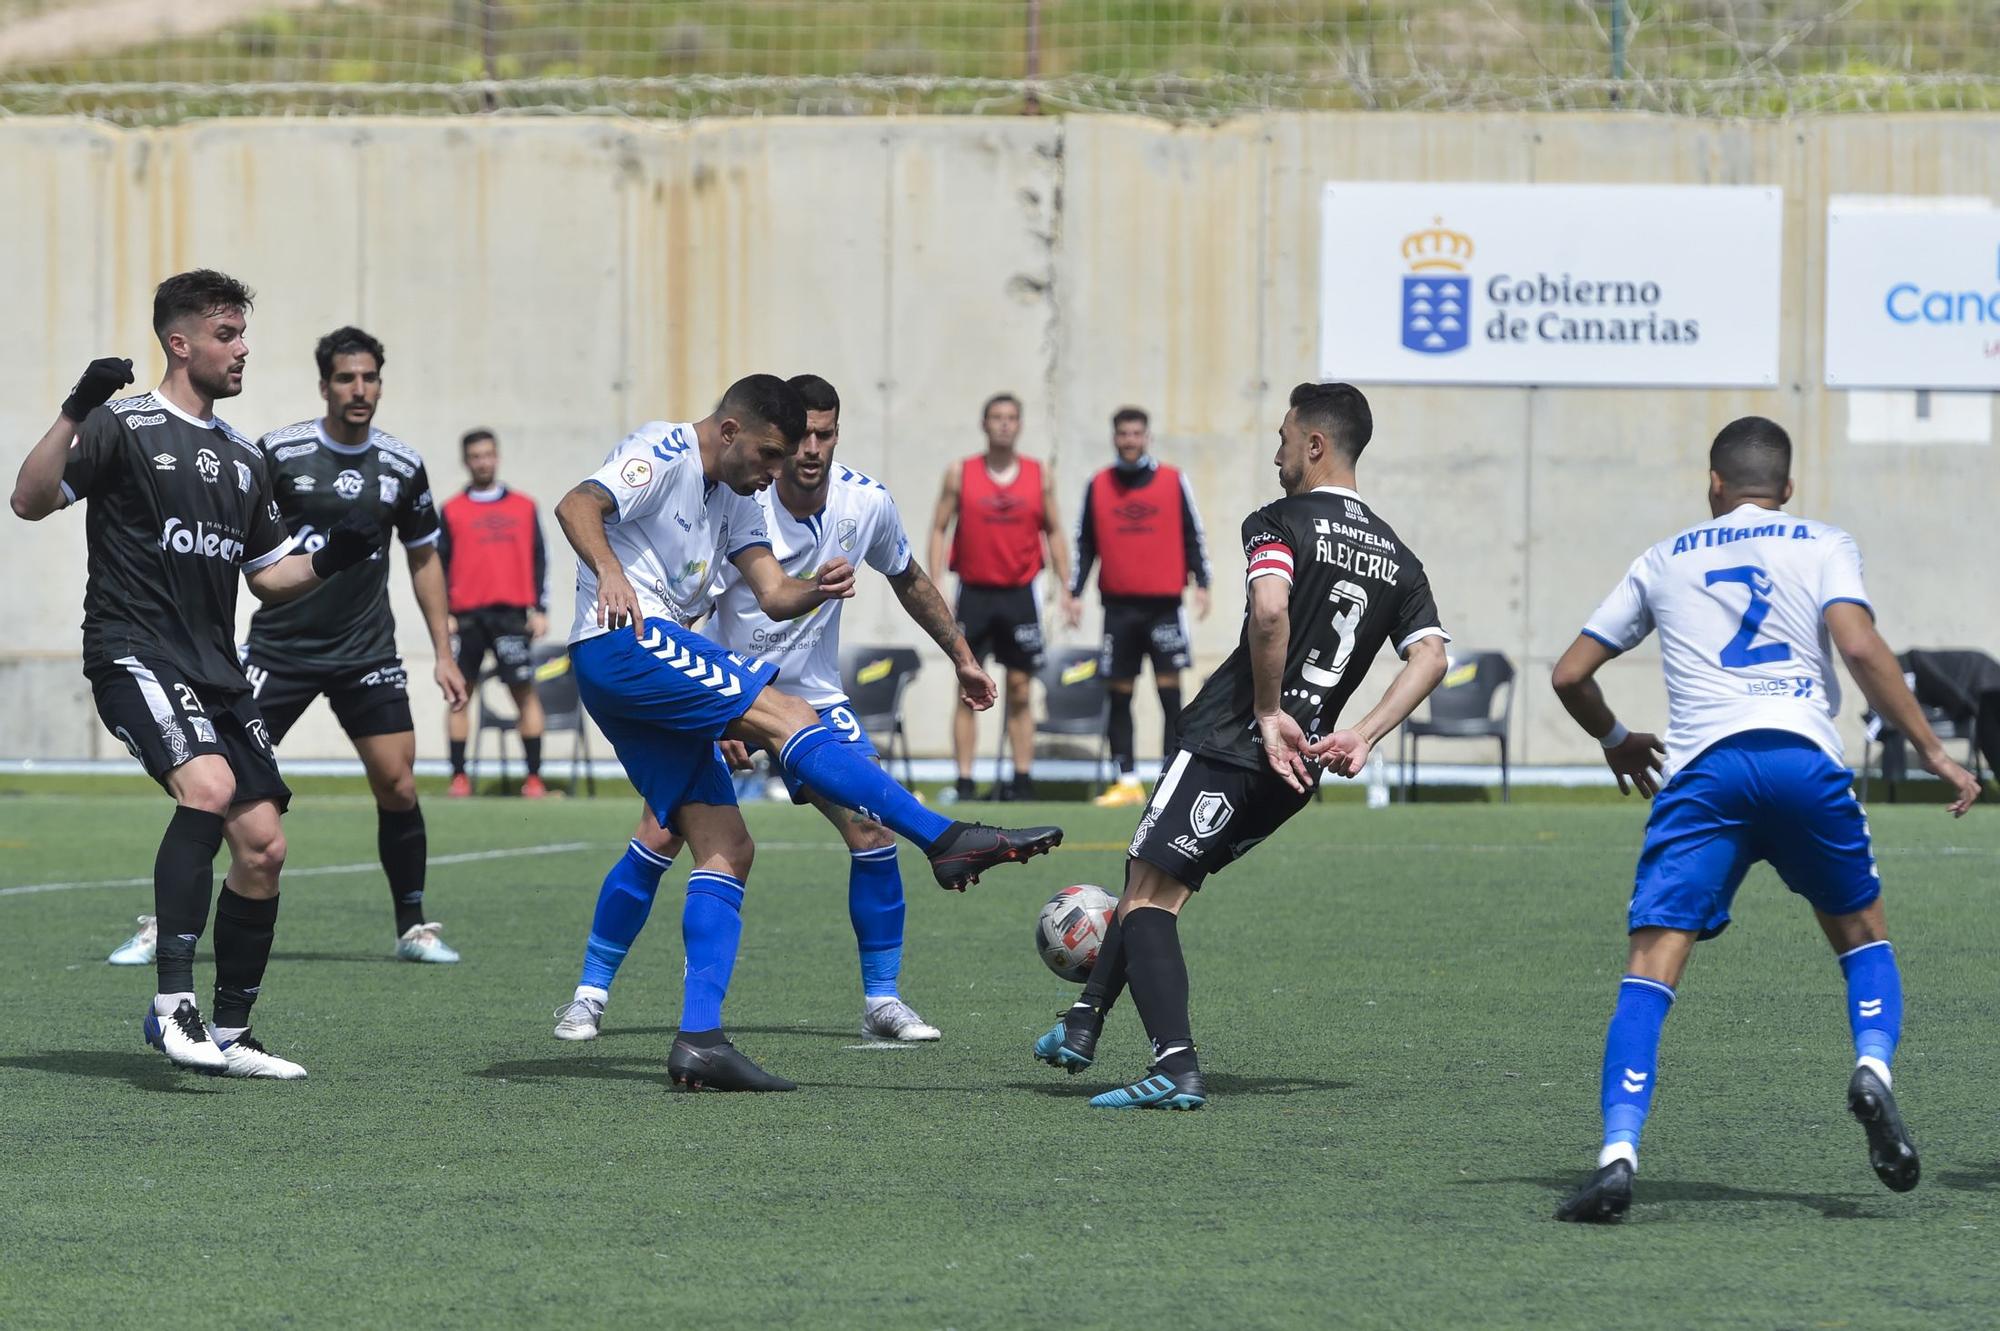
(1706, 564), (1793, 668)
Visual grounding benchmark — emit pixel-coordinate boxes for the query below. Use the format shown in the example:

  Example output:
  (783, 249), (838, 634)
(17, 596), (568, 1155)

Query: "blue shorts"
(1630, 729), (1879, 939)
(774, 702), (880, 804)
(570, 619), (779, 834)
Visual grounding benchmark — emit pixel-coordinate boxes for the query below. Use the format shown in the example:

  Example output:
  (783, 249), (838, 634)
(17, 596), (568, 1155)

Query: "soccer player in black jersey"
(1034, 382), (1452, 1109)
(240, 327), (469, 963)
(10, 270), (378, 1077)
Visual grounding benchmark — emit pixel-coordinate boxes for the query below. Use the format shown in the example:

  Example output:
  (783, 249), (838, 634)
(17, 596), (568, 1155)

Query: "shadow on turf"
(596, 1024), (858, 1042)
(1005, 1072), (1354, 1100)
(1937, 1162), (2000, 1193)
(474, 1056), (667, 1086)
(267, 950), (400, 965)
(0, 1051), (224, 1094)
(1469, 1173), (1886, 1220)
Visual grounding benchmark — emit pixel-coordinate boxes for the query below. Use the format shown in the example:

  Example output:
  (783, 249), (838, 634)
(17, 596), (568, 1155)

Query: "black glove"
(309, 507), (381, 579)
(61, 357), (135, 422)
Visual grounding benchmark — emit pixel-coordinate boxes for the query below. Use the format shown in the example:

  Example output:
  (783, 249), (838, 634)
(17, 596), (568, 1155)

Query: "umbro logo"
(151, 453), (176, 470)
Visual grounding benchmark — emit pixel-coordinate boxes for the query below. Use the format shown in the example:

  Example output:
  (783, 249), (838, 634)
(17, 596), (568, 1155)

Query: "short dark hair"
(718, 374), (807, 447)
(787, 374), (841, 418)
(982, 392), (1021, 424)
(461, 428), (497, 453)
(1288, 382), (1373, 460)
(1710, 416), (1791, 495)
(314, 325), (385, 380)
(152, 269), (254, 342)
(1111, 406), (1149, 430)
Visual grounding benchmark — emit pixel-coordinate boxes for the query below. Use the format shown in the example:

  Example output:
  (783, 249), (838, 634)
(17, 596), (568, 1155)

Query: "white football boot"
(108, 915), (158, 966)
(552, 992), (606, 1041)
(142, 998), (227, 1073)
(216, 1030), (308, 1080)
(396, 922), (461, 963)
(861, 997), (941, 1042)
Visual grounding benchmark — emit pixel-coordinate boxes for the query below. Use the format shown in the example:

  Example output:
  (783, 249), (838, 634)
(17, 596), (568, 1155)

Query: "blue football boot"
(1088, 1064), (1206, 1110)
(1033, 1007), (1101, 1073)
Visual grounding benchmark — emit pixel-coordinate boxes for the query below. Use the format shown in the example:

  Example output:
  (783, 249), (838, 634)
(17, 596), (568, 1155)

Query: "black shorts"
(454, 606), (535, 686)
(1126, 749), (1310, 891)
(240, 650), (413, 744)
(1100, 596), (1191, 680)
(955, 583), (1045, 674)
(87, 656), (291, 812)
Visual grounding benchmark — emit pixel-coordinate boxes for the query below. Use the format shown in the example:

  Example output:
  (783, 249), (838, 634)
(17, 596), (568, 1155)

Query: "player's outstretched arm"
(927, 464), (959, 594)
(245, 507), (379, 604)
(735, 544), (854, 621)
(407, 543), (468, 712)
(889, 558), (995, 711)
(1552, 634), (1666, 797)
(12, 358), (133, 521)
(556, 482), (644, 636)
(1826, 602), (1980, 815)
(1311, 635), (1451, 778)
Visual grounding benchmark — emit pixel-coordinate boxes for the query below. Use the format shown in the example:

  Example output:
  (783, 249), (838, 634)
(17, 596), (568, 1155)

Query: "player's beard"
(1278, 459), (1304, 494)
(193, 359), (244, 400)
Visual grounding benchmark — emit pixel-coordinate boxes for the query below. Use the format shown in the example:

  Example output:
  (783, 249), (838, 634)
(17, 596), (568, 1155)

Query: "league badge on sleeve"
(621, 457), (653, 487)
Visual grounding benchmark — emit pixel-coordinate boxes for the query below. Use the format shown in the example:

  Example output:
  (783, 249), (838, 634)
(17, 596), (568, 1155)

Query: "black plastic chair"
(1860, 705), (1982, 803)
(839, 644), (922, 787)
(473, 642), (597, 795)
(1398, 650), (1515, 803)
(997, 646), (1111, 790)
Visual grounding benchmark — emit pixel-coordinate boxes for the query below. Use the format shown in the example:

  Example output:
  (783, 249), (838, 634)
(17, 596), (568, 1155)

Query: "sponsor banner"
(1824, 197), (2000, 389)
(1319, 182), (1782, 387)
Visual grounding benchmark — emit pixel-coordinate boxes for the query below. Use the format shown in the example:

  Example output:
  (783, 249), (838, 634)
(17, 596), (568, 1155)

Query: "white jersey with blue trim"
(708, 465), (913, 705)
(567, 421), (771, 645)
(1583, 502), (1870, 781)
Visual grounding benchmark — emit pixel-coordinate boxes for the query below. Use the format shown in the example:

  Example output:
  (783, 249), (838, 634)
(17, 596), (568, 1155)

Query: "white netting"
(2, 1), (1998, 123)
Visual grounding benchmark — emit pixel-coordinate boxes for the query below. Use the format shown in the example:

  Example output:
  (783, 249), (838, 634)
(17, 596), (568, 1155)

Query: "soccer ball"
(1035, 884), (1117, 983)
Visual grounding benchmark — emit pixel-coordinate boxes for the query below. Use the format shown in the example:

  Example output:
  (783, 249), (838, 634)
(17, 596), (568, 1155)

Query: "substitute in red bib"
(439, 429), (551, 797)
(1067, 406), (1212, 807)
(928, 392), (1073, 802)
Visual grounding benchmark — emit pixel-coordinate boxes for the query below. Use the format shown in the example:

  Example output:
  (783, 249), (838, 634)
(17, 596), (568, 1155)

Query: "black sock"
(1158, 686), (1182, 758)
(1121, 906), (1196, 1073)
(1012, 771), (1036, 800)
(1073, 911), (1128, 1019)
(211, 887), (279, 1030)
(676, 1027), (725, 1048)
(449, 740), (467, 777)
(523, 736), (543, 777)
(154, 806), (225, 995)
(377, 803), (427, 935)
(954, 776), (975, 801)
(1107, 689), (1136, 774)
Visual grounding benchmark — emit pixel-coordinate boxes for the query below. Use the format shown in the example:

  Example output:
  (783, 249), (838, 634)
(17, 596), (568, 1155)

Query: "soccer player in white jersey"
(554, 375), (997, 1045)
(1548, 416), (1979, 1222)
(557, 374), (1061, 1091)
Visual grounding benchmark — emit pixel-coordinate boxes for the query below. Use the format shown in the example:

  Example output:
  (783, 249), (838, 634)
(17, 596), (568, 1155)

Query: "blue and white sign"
(1824, 198), (2000, 389)
(1320, 182), (1782, 387)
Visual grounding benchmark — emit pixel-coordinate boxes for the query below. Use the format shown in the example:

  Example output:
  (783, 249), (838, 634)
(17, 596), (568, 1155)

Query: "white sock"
(864, 994), (899, 1010)
(153, 991), (196, 1017)
(212, 1025), (247, 1045)
(1858, 1055), (1892, 1089)
(575, 985), (609, 1005)
(1597, 1141), (1638, 1171)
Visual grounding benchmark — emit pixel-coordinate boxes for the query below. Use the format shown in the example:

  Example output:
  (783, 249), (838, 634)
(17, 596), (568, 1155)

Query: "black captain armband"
(310, 508), (380, 579)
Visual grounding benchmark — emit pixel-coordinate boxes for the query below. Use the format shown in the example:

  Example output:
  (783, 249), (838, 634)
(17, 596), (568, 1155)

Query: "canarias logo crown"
(1403, 218), (1474, 272)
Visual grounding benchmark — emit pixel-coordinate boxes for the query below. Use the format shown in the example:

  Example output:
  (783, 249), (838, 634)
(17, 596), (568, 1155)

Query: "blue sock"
(1600, 975), (1675, 1159)
(680, 870), (746, 1033)
(778, 725), (952, 850)
(1839, 940), (1903, 1070)
(579, 840), (672, 993)
(848, 846), (905, 999)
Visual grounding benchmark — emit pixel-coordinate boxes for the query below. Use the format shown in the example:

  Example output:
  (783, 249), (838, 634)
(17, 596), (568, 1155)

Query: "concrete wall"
(3, 113), (1996, 767)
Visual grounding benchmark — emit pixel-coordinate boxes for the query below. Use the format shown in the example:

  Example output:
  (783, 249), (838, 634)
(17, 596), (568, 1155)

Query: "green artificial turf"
(2, 791), (1997, 1328)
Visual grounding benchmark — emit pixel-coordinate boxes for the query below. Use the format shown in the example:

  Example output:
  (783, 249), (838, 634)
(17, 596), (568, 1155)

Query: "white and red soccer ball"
(1035, 884), (1117, 983)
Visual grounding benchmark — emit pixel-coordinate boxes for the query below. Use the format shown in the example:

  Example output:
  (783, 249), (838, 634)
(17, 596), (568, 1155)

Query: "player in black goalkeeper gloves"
(60, 357), (135, 423)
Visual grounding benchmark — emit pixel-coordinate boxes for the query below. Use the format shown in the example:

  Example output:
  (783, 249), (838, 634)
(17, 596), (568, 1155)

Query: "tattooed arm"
(889, 556), (995, 711)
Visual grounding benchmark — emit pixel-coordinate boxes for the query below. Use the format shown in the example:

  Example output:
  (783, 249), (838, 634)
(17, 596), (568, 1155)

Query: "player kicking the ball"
(558, 375), (1061, 1091)
(12, 271), (381, 1077)
(1549, 416), (1979, 1223)
(1034, 383), (1449, 1109)
(553, 375), (996, 1046)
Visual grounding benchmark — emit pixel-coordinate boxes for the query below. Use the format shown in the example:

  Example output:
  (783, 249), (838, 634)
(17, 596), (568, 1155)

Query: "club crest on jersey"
(1190, 790), (1234, 840)
(334, 469), (365, 500)
(195, 448), (221, 483)
(233, 460), (253, 493)
(837, 518), (858, 551)
(1401, 219), (1473, 355)
(378, 475), (401, 505)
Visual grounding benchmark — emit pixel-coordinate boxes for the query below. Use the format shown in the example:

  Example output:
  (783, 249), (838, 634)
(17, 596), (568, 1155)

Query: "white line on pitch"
(843, 1042), (920, 1051)
(0, 840), (599, 899)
